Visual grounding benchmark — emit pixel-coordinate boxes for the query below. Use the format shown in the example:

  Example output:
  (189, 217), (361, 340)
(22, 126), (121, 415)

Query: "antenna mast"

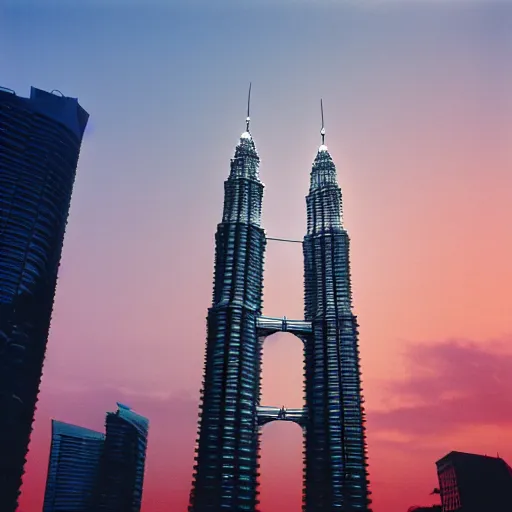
(320, 98), (325, 145)
(246, 82), (252, 132)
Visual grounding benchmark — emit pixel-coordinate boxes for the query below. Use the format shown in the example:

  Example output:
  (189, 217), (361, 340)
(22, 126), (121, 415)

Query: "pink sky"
(4, 2), (512, 512)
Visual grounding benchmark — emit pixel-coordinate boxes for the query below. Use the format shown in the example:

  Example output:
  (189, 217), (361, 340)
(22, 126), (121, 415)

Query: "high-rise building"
(302, 115), (370, 511)
(189, 96), (370, 512)
(189, 111), (266, 512)
(94, 403), (149, 512)
(0, 86), (89, 510)
(43, 420), (105, 512)
(436, 451), (512, 512)
(43, 405), (149, 512)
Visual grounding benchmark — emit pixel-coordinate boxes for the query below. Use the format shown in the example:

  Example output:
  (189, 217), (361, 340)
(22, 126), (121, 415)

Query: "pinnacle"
(310, 144), (338, 191)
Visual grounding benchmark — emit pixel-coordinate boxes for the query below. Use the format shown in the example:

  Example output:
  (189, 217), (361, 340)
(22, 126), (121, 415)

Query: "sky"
(1, 1), (512, 511)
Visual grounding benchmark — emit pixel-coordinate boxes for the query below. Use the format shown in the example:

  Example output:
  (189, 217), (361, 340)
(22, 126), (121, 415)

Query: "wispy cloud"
(369, 340), (512, 437)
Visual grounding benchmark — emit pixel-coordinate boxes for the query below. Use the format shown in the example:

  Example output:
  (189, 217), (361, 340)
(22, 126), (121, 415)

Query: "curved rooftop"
(114, 403), (149, 436)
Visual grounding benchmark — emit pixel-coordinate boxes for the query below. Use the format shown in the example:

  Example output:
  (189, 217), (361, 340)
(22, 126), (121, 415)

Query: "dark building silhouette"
(436, 451), (512, 512)
(43, 420), (104, 512)
(0, 86), (88, 510)
(189, 97), (370, 512)
(42, 405), (148, 512)
(94, 403), (149, 512)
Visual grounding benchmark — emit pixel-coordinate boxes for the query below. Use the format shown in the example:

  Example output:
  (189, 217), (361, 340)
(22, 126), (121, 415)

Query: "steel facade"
(189, 125), (371, 511)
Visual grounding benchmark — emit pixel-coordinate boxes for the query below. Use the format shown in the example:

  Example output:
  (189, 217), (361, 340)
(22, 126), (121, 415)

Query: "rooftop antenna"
(320, 98), (326, 145)
(246, 82), (252, 132)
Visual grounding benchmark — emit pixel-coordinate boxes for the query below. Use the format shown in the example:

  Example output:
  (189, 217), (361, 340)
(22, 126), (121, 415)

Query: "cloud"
(368, 340), (512, 437)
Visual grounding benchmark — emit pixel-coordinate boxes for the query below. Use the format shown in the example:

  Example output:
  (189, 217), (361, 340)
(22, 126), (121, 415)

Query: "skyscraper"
(0, 86), (89, 510)
(302, 110), (370, 511)
(189, 96), (370, 512)
(43, 420), (105, 512)
(43, 405), (149, 512)
(189, 107), (266, 512)
(94, 403), (149, 512)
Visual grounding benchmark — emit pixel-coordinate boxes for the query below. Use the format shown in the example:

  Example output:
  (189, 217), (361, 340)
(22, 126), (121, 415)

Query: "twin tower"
(189, 97), (371, 512)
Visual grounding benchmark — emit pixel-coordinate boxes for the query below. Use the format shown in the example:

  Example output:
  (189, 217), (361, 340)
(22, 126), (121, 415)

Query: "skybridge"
(256, 316), (312, 341)
(257, 406), (307, 428)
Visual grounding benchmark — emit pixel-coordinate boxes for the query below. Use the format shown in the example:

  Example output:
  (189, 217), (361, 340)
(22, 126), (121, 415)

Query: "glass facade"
(94, 403), (149, 512)
(43, 420), (105, 512)
(42, 405), (148, 512)
(302, 145), (370, 512)
(0, 86), (88, 511)
(189, 120), (371, 511)
(190, 129), (266, 512)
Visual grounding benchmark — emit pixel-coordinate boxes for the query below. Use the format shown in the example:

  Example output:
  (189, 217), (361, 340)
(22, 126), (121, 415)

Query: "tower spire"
(319, 98), (328, 152)
(246, 82), (252, 132)
(320, 98), (325, 145)
(240, 83), (252, 141)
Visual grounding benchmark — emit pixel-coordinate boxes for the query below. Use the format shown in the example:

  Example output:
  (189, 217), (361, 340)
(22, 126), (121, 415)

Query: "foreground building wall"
(0, 86), (89, 510)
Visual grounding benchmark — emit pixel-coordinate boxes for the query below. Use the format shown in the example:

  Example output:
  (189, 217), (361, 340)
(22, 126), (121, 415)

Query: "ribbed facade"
(43, 420), (104, 512)
(94, 403), (149, 512)
(0, 86), (88, 510)
(189, 130), (266, 512)
(189, 118), (370, 512)
(303, 145), (370, 512)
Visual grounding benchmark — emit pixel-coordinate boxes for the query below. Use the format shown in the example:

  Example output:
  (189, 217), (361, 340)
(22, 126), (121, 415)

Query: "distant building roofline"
(438, 450), (502, 462)
(108, 403), (149, 436)
(51, 419), (105, 440)
(0, 85), (89, 140)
